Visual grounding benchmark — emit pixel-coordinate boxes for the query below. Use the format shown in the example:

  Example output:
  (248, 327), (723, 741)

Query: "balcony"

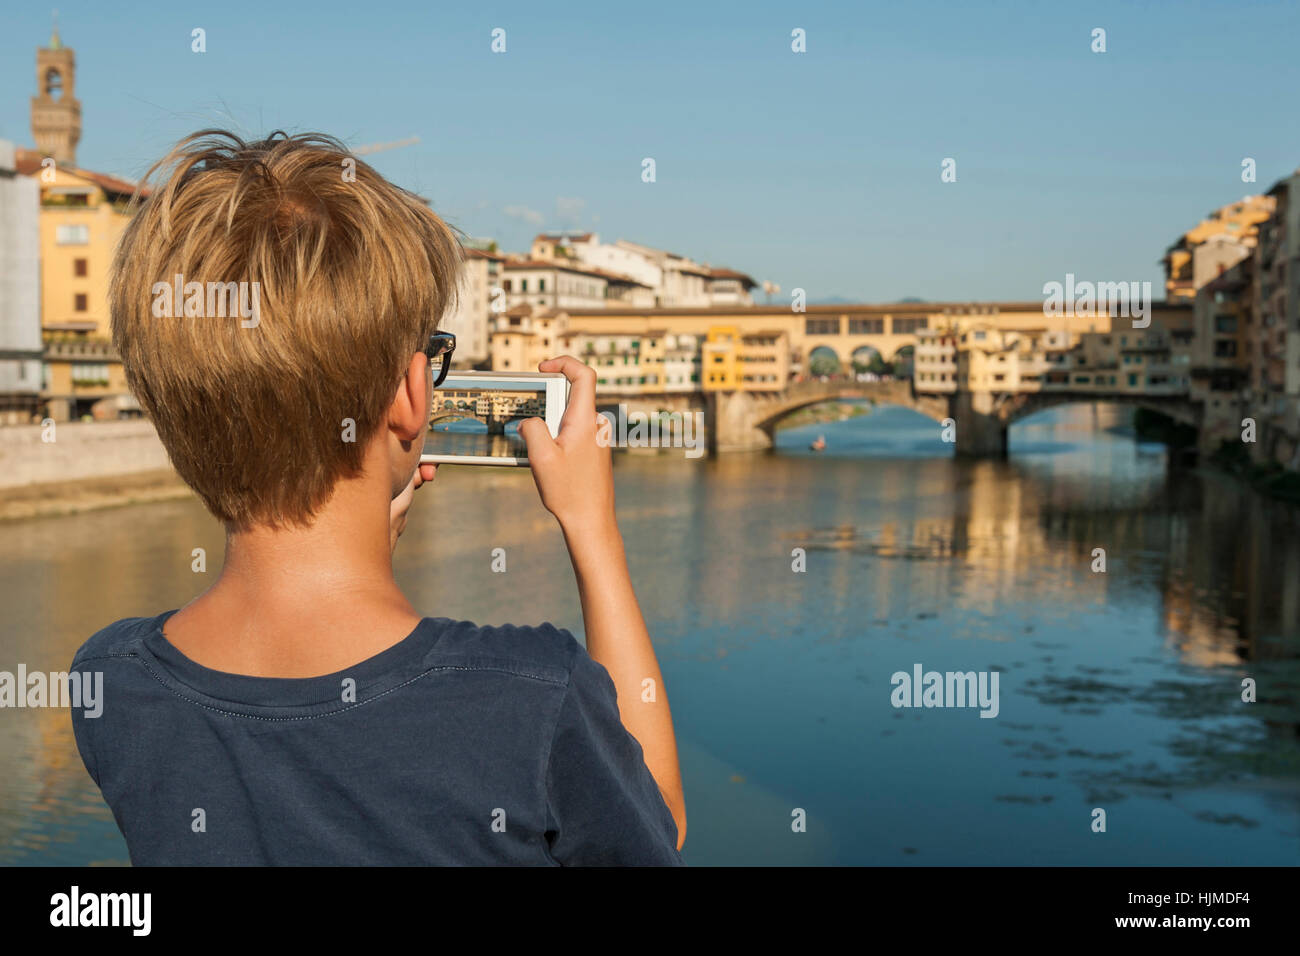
(44, 338), (119, 362)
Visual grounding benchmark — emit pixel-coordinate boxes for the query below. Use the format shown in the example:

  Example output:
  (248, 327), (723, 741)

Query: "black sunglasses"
(422, 330), (456, 388)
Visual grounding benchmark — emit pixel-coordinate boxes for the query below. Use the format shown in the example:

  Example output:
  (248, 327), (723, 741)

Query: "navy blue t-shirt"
(68, 611), (682, 866)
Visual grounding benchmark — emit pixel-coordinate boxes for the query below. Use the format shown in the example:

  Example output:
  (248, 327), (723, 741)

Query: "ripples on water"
(2, 403), (1297, 865)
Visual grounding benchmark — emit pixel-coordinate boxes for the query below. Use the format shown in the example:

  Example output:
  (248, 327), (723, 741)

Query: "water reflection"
(1, 403), (1296, 864)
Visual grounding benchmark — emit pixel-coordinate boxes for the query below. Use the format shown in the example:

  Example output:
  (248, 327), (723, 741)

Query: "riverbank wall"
(0, 420), (172, 489)
(0, 420), (191, 520)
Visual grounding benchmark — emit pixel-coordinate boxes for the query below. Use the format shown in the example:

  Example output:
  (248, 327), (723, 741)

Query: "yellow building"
(738, 329), (789, 390)
(17, 29), (145, 419)
(702, 327), (740, 390)
(489, 304), (566, 374)
(954, 325), (1029, 392)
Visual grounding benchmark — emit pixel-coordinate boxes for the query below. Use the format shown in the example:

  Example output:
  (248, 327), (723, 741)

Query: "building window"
(538, 279), (546, 292)
(56, 224), (90, 245)
(521, 279), (529, 292)
(806, 318), (839, 335)
(503, 279), (512, 292)
(74, 258), (88, 277)
(847, 317), (883, 334)
(892, 317), (928, 334)
(74, 293), (88, 312)
(72, 363), (109, 385)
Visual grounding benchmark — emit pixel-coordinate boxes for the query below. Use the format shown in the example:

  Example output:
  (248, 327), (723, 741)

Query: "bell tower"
(31, 14), (81, 166)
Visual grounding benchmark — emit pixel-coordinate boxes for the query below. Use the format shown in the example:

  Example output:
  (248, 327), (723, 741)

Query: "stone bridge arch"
(807, 345), (842, 376)
(850, 345), (884, 373)
(1001, 392), (1200, 429)
(708, 379), (951, 452)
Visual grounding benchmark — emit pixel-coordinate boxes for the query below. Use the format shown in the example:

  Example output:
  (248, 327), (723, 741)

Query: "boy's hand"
(389, 463), (438, 553)
(518, 356), (615, 535)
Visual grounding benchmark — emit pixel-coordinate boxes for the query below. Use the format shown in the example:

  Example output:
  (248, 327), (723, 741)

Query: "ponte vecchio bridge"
(705, 377), (1201, 456)
(558, 301), (1200, 457)
(431, 388), (542, 435)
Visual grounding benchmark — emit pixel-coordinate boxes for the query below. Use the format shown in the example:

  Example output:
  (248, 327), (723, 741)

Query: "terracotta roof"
(465, 247), (504, 260)
(504, 257), (648, 286)
(534, 232), (593, 244)
(13, 149), (42, 176)
(15, 147), (149, 198)
(499, 303), (565, 319)
(580, 265), (650, 286)
(670, 262), (713, 278)
(709, 268), (757, 288)
(504, 257), (562, 270)
(76, 168), (148, 198)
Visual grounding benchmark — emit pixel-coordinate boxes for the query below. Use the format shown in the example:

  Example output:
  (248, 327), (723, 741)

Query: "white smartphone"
(420, 371), (569, 466)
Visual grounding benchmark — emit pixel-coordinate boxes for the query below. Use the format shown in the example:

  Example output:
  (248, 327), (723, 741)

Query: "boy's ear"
(389, 352), (430, 442)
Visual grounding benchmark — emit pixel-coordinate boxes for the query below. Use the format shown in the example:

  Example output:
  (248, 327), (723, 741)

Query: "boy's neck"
(164, 473), (423, 678)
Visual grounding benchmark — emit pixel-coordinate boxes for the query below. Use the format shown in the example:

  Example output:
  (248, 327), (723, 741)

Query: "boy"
(69, 130), (685, 865)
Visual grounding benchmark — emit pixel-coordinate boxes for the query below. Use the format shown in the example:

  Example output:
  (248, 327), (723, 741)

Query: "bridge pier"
(951, 391), (1008, 458)
(706, 391), (775, 454)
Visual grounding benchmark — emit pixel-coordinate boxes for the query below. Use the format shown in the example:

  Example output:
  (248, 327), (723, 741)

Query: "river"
(2, 403), (1297, 865)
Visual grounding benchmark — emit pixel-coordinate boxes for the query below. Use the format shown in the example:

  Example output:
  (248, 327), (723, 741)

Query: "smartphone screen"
(421, 372), (568, 466)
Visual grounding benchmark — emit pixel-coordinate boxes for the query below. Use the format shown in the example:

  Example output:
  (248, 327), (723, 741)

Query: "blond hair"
(111, 129), (462, 528)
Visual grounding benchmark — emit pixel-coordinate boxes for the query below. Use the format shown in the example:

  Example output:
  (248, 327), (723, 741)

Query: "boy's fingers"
(408, 463), (437, 493)
(518, 417), (557, 462)
(539, 356), (596, 424)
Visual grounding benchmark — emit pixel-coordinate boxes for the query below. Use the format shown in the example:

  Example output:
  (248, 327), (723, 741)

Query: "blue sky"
(4, 0), (1299, 302)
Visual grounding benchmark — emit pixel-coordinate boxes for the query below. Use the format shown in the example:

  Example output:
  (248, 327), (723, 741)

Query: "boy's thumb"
(518, 417), (555, 459)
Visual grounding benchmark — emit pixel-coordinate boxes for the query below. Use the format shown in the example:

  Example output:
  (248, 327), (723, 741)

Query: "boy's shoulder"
(68, 612), (593, 690)
(71, 613), (164, 668)
(426, 618), (588, 687)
